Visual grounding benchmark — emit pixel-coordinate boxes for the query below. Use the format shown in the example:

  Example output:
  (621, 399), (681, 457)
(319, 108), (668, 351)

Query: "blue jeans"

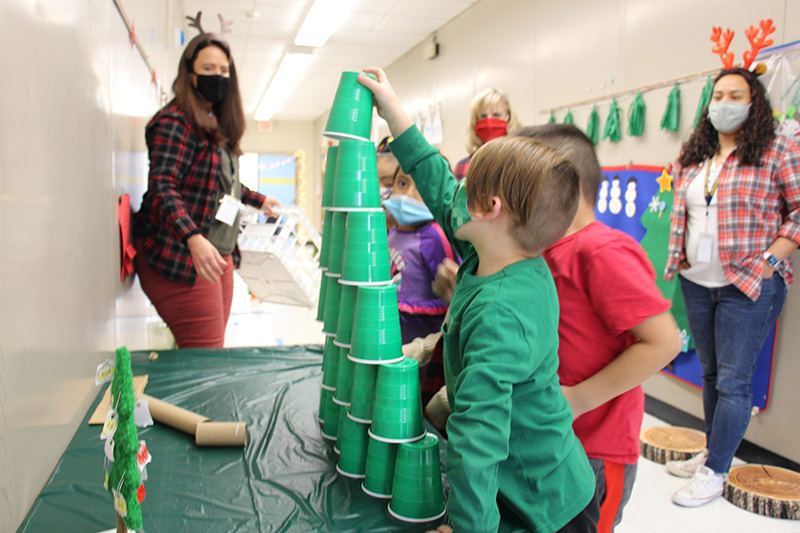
(679, 274), (787, 474)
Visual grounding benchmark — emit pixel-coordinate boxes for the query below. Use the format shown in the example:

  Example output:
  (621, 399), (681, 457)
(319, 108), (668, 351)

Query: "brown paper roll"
(195, 421), (248, 447)
(140, 393), (210, 436)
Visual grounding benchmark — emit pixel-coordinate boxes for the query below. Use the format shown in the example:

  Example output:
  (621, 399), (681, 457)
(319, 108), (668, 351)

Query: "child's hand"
(358, 68), (414, 138)
(560, 384), (586, 421)
(425, 525), (452, 533)
(432, 258), (459, 303)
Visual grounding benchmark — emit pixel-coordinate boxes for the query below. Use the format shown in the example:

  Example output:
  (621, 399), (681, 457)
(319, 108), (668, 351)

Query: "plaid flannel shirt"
(665, 134), (800, 300)
(134, 103), (265, 285)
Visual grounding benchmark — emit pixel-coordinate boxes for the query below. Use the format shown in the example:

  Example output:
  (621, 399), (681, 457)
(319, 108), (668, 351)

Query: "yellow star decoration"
(657, 169), (673, 193)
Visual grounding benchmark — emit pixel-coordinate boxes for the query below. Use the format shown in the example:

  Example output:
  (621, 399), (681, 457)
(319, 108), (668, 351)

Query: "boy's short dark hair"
(466, 136), (579, 255)
(512, 124), (602, 205)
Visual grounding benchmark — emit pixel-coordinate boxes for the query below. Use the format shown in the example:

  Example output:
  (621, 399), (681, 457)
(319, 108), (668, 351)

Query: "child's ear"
(472, 196), (503, 220)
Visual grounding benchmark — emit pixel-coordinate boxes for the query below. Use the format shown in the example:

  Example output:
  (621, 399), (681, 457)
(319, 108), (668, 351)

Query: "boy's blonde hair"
(465, 88), (521, 155)
(465, 136), (579, 255)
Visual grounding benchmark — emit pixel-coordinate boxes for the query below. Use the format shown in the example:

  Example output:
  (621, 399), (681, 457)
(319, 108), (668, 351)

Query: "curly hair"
(678, 68), (775, 168)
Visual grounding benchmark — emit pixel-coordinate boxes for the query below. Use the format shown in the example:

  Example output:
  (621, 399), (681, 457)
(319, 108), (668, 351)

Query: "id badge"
(215, 194), (240, 226)
(696, 233), (715, 264)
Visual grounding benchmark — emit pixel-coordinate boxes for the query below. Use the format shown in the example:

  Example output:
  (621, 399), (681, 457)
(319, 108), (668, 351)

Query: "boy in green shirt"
(359, 69), (596, 533)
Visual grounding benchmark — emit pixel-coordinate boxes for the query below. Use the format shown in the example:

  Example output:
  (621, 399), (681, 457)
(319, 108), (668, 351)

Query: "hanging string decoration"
(586, 105), (600, 144)
(563, 109), (574, 124)
(693, 76), (714, 128)
(548, 109), (556, 124)
(602, 98), (622, 142)
(660, 83), (681, 132)
(627, 91), (646, 137)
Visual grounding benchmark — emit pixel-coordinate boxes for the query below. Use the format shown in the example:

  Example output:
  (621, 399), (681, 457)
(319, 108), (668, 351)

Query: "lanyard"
(704, 158), (720, 206)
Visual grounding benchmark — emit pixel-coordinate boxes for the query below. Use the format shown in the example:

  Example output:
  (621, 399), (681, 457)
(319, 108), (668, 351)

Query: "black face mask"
(195, 74), (230, 104)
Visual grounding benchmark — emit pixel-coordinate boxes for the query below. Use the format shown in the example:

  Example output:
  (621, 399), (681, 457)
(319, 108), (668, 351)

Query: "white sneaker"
(672, 465), (725, 507)
(665, 449), (708, 478)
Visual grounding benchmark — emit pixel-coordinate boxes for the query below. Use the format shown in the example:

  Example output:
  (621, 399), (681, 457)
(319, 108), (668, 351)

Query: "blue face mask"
(450, 180), (472, 232)
(382, 195), (433, 226)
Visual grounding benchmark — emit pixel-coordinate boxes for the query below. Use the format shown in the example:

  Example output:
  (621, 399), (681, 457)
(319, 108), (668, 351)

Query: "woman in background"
(135, 29), (279, 349)
(453, 87), (520, 181)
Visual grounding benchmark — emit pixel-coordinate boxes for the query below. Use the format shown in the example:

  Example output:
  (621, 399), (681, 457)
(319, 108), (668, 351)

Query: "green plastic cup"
(348, 360), (379, 422)
(315, 273), (329, 322)
(321, 334), (340, 390)
(319, 210), (334, 272)
(333, 346), (354, 406)
(321, 273), (343, 336)
(340, 211), (392, 285)
(349, 285), (404, 364)
(323, 72), (375, 142)
(318, 386), (334, 424)
(326, 212), (348, 275)
(369, 358), (425, 443)
(388, 432), (446, 522)
(362, 436), (398, 499)
(321, 146), (339, 209)
(336, 413), (371, 478)
(334, 284), (358, 346)
(321, 394), (342, 441)
(329, 140), (381, 211)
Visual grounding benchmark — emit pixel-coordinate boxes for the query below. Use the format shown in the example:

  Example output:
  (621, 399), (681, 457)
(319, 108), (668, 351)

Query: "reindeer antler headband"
(711, 19), (775, 71)
(186, 11), (232, 38)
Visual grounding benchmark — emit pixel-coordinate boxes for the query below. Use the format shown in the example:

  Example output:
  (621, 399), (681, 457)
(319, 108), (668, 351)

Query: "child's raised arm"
(358, 68), (414, 139)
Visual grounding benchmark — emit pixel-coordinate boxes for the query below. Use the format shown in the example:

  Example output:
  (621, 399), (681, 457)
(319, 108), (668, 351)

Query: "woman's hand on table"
(187, 234), (227, 284)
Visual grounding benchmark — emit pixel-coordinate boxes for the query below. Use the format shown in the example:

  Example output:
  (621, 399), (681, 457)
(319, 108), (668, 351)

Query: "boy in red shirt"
(516, 125), (680, 532)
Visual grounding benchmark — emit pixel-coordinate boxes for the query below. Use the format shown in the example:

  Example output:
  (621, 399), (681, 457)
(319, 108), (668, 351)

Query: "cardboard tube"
(140, 394), (210, 436)
(195, 421), (248, 447)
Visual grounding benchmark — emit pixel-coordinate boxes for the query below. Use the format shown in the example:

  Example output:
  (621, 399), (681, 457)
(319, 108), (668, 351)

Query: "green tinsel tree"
(628, 91), (646, 137)
(586, 105), (600, 144)
(106, 346), (143, 530)
(693, 76), (714, 129)
(563, 109), (574, 124)
(548, 109), (556, 124)
(661, 82), (681, 132)
(602, 98), (622, 142)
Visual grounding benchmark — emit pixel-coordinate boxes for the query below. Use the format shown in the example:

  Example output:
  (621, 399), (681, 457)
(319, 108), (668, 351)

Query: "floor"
(118, 274), (799, 533)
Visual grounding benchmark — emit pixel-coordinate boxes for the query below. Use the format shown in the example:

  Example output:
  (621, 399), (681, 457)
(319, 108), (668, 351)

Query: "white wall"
(380, 0), (800, 464)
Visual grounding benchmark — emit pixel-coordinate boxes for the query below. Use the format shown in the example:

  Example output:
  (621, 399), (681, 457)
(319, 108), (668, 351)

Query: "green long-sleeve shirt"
(390, 127), (595, 533)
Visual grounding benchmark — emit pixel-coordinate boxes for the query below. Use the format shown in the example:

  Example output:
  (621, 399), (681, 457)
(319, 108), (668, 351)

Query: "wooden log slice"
(639, 426), (706, 464)
(723, 465), (800, 520)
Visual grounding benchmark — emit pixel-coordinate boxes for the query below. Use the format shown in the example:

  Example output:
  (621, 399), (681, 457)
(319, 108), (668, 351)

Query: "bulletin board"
(597, 165), (775, 411)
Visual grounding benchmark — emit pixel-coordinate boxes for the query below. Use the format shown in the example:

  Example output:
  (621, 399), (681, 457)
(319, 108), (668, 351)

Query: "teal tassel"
(548, 109), (556, 124)
(627, 91), (646, 137)
(693, 77), (713, 128)
(661, 82), (681, 132)
(563, 109), (574, 124)
(586, 105), (600, 144)
(602, 99), (622, 142)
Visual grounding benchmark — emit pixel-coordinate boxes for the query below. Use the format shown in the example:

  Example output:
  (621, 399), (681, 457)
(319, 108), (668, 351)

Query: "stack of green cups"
(316, 145), (338, 322)
(336, 413), (371, 478)
(362, 436), (399, 499)
(322, 72), (375, 142)
(321, 146), (338, 210)
(388, 433), (446, 522)
(348, 361), (379, 423)
(321, 391), (342, 441)
(318, 387), (334, 425)
(329, 140), (382, 211)
(321, 335), (340, 392)
(369, 358), (425, 444)
(332, 346), (354, 406)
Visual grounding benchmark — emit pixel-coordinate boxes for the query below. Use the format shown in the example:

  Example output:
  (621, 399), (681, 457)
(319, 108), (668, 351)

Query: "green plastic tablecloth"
(17, 345), (451, 533)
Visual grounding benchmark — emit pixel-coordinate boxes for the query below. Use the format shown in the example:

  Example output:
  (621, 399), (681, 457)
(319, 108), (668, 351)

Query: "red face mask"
(475, 118), (508, 143)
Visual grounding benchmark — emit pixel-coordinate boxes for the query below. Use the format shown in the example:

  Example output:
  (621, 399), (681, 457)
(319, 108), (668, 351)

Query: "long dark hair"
(678, 67), (775, 168)
(172, 33), (245, 154)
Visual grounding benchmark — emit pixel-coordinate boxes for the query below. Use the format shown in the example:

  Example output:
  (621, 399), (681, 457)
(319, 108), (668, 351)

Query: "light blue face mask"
(708, 101), (751, 133)
(450, 179), (472, 232)
(382, 194), (433, 226)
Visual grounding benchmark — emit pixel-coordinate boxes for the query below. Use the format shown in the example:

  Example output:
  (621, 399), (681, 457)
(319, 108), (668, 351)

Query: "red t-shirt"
(543, 221), (671, 464)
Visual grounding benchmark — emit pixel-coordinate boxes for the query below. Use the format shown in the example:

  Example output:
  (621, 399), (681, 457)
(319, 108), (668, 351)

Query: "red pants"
(135, 249), (234, 349)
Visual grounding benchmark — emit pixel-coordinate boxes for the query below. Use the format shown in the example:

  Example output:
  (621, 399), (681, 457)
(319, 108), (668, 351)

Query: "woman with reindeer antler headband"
(134, 12), (280, 348)
(664, 19), (800, 508)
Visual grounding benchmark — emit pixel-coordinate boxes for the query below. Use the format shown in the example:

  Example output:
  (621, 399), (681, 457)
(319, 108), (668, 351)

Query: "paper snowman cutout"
(596, 177), (609, 213)
(608, 176), (622, 215)
(624, 177), (637, 218)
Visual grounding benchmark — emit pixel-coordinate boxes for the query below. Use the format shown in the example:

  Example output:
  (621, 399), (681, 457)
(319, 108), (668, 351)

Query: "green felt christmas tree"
(638, 170), (692, 353)
(106, 347), (143, 530)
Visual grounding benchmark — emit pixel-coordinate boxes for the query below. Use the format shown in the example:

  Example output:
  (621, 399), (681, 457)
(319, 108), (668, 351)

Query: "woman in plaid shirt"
(134, 31), (279, 348)
(663, 67), (800, 507)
